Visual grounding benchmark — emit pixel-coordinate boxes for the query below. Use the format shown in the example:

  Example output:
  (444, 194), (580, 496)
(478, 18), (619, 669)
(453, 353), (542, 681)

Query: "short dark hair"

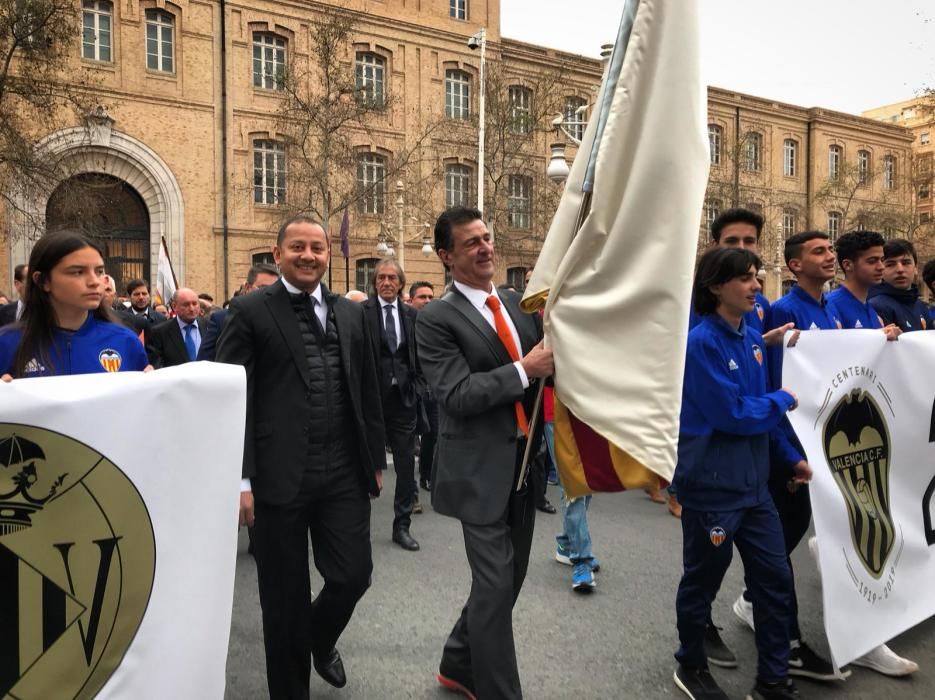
(711, 207), (764, 242)
(276, 215), (326, 247)
(835, 230), (885, 267)
(784, 231), (829, 266)
(126, 278), (149, 295)
(246, 263), (279, 285)
(409, 280), (433, 298)
(882, 238), (917, 263)
(13, 263), (27, 283)
(198, 292), (214, 302)
(922, 259), (935, 293)
(693, 247), (761, 316)
(434, 206), (484, 256)
(371, 258), (406, 297)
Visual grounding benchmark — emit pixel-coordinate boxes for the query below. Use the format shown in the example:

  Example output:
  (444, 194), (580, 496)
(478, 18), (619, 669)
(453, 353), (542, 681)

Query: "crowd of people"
(1, 205), (933, 700)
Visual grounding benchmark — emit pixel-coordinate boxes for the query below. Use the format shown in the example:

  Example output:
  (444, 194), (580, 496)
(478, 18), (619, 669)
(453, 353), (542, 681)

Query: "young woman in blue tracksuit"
(0, 231), (149, 380)
(672, 247), (811, 700)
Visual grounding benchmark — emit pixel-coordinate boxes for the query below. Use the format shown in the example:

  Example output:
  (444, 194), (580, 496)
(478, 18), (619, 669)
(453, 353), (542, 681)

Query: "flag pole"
(513, 0), (639, 493)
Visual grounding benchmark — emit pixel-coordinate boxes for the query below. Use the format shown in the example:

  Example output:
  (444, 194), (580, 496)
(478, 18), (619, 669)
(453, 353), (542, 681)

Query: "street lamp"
(375, 181), (433, 270)
(468, 28), (487, 217)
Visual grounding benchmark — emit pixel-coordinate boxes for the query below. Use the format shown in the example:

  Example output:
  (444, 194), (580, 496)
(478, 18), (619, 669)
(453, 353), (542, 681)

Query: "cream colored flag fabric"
(523, 0), (709, 493)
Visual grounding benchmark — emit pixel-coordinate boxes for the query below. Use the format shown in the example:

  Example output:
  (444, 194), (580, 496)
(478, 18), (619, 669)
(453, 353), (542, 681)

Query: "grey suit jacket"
(415, 285), (542, 525)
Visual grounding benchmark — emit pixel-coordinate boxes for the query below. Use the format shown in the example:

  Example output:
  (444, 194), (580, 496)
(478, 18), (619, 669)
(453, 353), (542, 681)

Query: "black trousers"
(419, 394), (438, 485)
(253, 467), (372, 700)
(384, 387), (418, 531)
(440, 478), (536, 699)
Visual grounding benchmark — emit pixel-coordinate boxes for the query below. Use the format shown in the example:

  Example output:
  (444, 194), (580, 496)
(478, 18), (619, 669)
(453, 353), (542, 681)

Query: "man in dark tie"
(362, 259), (423, 551)
(198, 263), (280, 361)
(217, 216), (386, 698)
(416, 207), (553, 699)
(126, 278), (167, 325)
(145, 288), (207, 368)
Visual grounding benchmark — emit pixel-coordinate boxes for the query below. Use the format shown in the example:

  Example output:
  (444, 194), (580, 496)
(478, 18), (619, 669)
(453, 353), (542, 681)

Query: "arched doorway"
(46, 174), (150, 294)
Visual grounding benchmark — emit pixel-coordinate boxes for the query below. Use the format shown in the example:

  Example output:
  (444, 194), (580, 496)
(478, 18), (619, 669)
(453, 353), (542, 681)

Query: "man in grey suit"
(416, 207), (553, 700)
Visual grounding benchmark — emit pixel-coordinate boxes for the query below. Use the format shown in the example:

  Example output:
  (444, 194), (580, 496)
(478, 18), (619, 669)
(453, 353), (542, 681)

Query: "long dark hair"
(693, 247), (761, 316)
(12, 230), (115, 377)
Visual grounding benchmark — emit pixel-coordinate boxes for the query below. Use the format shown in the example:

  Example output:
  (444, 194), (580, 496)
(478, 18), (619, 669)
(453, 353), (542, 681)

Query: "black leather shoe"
(313, 648), (346, 688)
(393, 528), (420, 551)
(536, 499), (557, 514)
(420, 479), (431, 492)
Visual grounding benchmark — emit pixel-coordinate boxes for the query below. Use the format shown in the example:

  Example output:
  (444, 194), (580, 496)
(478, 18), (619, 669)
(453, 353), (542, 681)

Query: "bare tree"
(272, 6), (442, 234)
(813, 159), (913, 236)
(0, 1), (96, 239)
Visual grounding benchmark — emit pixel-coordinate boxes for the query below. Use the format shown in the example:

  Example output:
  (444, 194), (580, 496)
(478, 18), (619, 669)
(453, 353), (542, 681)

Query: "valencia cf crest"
(822, 390), (894, 579)
(755, 302), (765, 322)
(0, 425), (155, 698)
(98, 349), (122, 373)
(709, 527), (727, 547)
(751, 344), (763, 365)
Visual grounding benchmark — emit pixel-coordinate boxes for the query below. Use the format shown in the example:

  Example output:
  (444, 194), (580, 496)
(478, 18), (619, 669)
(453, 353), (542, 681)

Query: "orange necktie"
(485, 295), (529, 436)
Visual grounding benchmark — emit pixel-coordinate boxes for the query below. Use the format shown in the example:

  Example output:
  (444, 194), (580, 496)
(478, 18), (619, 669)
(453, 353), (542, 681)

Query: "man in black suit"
(363, 259), (423, 551)
(217, 216), (386, 699)
(0, 264), (27, 326)
(145, 288), (207, 368)
(126, 278), (167, 326)
(198, 263), (280, 361)
(416, 207), (553, 700)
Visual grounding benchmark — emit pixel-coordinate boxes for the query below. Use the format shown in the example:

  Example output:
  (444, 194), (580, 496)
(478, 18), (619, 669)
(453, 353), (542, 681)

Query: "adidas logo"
(728, 359), (739, 371)
(808, 322), (818, 330)
(855, 321), (863, 328)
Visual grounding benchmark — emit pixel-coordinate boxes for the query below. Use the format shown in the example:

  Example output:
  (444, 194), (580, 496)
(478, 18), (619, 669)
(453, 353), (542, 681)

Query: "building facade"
(0, 2), (918, 303)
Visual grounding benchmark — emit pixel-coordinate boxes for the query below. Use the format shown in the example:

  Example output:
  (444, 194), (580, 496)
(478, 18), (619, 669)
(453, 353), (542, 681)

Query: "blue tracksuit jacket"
(674, 315), (797, 512)
(827, 286), (882, 330)
(868, 283), (930, 332)
(0, 314), (148, 377)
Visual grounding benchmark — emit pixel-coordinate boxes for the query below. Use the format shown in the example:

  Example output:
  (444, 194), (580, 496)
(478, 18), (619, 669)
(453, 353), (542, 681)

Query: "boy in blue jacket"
(674, 247), (809, 700)
(868, 239), (930, 331)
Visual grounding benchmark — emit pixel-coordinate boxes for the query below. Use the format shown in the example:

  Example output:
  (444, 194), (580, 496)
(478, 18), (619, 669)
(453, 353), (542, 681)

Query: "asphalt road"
(225, 471), (934, 699)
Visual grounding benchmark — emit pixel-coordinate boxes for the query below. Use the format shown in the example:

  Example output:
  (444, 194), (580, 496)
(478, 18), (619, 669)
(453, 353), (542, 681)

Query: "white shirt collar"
(176, 316), (198, 330)
(453, 279), (498, 311)
(281, 277), (323, 306)
(379, 296), (398, 310)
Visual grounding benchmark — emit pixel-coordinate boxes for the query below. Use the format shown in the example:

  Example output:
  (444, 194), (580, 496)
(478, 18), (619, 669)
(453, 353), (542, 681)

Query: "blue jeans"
(544, 421), (593, 565)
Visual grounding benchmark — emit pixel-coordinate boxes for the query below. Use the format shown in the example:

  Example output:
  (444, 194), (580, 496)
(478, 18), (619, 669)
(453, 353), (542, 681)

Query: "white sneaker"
(852, 644), (919, 677)
(732, 592), (755, 632)
(808, 535), (819, 565)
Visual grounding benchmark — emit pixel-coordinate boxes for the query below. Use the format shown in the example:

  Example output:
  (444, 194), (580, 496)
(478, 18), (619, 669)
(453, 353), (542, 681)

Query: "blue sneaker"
(555, 542), (572, 566)
(572, 563), (596, 592)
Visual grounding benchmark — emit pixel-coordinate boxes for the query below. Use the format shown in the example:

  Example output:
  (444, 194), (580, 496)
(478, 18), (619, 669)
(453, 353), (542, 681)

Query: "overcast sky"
(500, 0), (935, 115)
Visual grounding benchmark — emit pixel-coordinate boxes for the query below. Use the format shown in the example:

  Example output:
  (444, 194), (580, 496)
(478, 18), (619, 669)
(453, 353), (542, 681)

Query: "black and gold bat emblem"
(822, 389), (894, 579)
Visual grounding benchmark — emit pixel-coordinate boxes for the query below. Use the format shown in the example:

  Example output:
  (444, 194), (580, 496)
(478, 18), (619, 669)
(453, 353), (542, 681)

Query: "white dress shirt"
(242, 278), (327, 493)
(452, 280), (529, 389)
(176, 316), (201, 357)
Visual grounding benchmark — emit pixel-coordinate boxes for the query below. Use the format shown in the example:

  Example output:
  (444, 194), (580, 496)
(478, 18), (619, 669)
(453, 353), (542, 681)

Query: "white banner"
(784, 330), (935, 667)
(0, 363), (245, 699)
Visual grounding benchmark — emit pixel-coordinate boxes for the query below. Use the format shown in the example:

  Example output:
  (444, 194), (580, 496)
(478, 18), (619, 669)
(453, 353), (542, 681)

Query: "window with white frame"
(445, 70), (471, 119)
(356, 258), (379, 291)
(828, 145), (842, 179)
(355, 52), (385, 107)
(253, 33), (286, 90)
(507, 175), (531, 229)
(506, 267), (528, 291)
(82, 0), (113, 62)
(708, 125), (723, 166)
(509, 86), (532, 135)
(705, 199), (721, 229)
(827, 211), (842, 241)
(357, 153), (386, 215)
(449, 0), (468, 20)
(745, 132), (763, 172)
(782, 208), (797, 238)
(921, 132), (930, 146)
(783, 139), (797, 177)
(564, 97), (586, 142)
(883, 156), (896, 190)
(857, 149), (870, 186)
(253, 140), (286, 205)
(445, 164), (472, 208)
(920, 183), (931, 200)
(145, 9), (174, 73)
